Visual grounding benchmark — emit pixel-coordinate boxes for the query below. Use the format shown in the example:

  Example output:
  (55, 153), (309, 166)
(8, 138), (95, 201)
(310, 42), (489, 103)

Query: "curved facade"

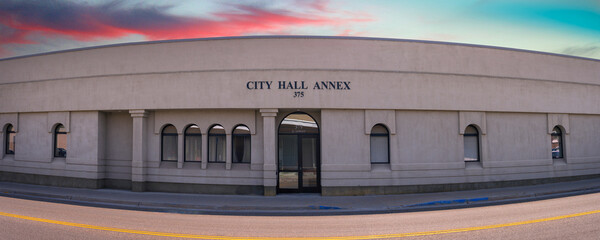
(1, 36), (599, 195)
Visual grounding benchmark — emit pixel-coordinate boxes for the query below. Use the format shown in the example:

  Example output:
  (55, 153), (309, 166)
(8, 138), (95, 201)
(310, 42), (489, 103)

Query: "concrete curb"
(2, 184), (600, 216)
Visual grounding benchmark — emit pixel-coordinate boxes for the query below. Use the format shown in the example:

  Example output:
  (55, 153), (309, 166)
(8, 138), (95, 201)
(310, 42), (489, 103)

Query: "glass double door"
(278, 134), (320, 193)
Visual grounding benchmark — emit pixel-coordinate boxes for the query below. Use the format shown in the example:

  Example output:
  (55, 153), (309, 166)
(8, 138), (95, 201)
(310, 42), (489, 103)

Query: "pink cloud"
(0, 0), (373, 57)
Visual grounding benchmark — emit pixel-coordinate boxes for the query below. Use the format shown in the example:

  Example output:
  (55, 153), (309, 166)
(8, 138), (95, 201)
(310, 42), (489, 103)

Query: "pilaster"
(260, 108), (278, 196)
(129, 110), (148, 192)
(201, 134), (208, 169)
(177, 133), (184, 168)
(226, 133), (232, 169)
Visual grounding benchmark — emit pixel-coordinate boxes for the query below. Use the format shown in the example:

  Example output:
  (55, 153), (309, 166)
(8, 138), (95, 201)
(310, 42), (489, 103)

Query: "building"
(1, 36), (599, 196)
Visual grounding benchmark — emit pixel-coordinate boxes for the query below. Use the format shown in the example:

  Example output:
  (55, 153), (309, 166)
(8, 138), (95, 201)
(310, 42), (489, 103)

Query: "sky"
(1, 0), (599, 60)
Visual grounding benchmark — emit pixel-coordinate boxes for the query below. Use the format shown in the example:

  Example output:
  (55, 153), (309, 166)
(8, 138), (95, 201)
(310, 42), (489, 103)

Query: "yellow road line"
(1, 210), (599, 239)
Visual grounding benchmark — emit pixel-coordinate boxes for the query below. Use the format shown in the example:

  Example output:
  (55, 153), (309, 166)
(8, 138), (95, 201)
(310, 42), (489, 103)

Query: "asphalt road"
(0, 192), (599, 239)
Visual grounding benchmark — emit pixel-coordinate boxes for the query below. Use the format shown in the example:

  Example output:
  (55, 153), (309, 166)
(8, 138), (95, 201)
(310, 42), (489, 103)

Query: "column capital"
(260, 108), (278, 117)
(129, 110), (148, 118)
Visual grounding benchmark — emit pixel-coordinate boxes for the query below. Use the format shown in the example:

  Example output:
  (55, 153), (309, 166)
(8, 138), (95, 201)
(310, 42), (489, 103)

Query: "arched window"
(184, 125), (202, 162)
(5, 124), (15, 155)
(54, 124), (67, 158)
(551, 126), (564, 159)
(370, 124), (389, 164)
(208, 125), (226, 163)
(232, 125), (251, 163)
(161, 125), (178, 161)
(464, 125), (480, 162)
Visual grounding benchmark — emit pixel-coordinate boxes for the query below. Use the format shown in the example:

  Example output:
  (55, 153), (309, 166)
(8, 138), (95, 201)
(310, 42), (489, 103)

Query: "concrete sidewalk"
(1, 179), (599, 216)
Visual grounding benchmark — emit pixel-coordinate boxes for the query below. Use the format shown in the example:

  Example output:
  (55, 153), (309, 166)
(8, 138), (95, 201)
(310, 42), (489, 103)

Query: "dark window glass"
(232, 125), (251, 163)
(370, 124), (389, 164)
(208, 125), (226, 163)
(464, 125), (480, 162)
(278, 134), (298, 170)
(161, 125), (178, 161)
(551, 126), (564, 159)
(184, 125), (201, 162)
(54, 124), (67, 158)
(5, 124), (15, 155)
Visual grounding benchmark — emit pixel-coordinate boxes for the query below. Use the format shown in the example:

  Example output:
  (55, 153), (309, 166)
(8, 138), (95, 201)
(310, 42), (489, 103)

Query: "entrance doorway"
(277, 113), (320, 193)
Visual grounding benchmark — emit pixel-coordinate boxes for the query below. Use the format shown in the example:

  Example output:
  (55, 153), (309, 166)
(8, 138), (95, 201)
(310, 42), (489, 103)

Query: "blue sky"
(1, 0), (599, 59)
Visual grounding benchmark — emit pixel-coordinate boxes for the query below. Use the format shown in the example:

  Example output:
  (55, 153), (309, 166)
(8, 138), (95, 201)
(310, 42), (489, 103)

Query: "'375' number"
(293, 91), (304, 98)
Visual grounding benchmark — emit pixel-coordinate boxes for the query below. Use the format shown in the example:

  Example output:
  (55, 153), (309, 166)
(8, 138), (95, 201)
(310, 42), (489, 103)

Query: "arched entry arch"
(277, 112), (320, 193)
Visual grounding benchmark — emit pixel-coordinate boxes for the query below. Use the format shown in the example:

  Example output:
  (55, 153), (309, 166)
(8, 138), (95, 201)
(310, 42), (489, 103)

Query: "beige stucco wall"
(143, 110), (264, 186)
(1, 37), (599, 114)
(0, 37), (599, 194)
(3, 108), (598, 191)
(0, 112), (104, 180)
(569, 115), (600, 158)
(2, 70), (600, 114)
(320, 110), (600, 187)
(321, 109), (368, 172)
(12, 113), (51, 162)
(1, 37), (598, 85)
(486, 113), (549, 163)
(104, 112), (133, 181)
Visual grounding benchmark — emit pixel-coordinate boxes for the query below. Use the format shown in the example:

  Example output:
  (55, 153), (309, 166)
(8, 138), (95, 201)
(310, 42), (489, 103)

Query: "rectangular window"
(7, 132), (15, 154)
(278, 135), (298, 170)
(551, 135), (563, 159)
(370, 136), (389, 163)
(464, 135), (479, 161)
(185, 135), (202, 162)
(232, 135), (250, 163)
(209, 135), (226, 162)
(162, 135), (178, 161)
(55, 133), (67, 157)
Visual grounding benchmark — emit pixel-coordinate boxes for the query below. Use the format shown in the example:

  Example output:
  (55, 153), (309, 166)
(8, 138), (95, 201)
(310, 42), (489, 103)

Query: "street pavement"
(0, 178), (599, 215)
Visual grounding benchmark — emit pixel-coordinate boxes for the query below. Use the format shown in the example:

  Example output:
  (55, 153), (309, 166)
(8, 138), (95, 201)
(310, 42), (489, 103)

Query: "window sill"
(371, 163), (391, 172)
(465, 161), (482, 169)
(51, 157), (66, 164)
(183, 161), (201, 169)
(231, 163), (251, 171)
(159, 161), (177, 168)
(207, 162), (226, 169)
(552, 158), (567, 166)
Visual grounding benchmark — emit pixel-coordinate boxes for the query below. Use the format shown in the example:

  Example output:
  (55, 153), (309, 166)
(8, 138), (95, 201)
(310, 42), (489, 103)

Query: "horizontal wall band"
(321, 174), (600, 196)
(2, 171), (598, 196)
(2, 68), (599, 89)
